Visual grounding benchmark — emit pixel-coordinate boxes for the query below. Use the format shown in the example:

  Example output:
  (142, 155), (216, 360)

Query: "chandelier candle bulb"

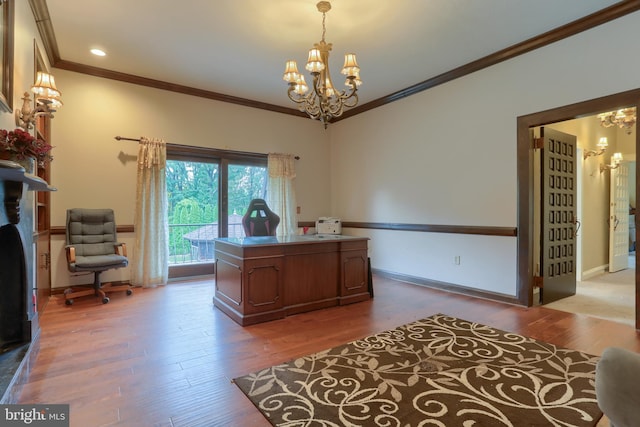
(600, 152), (624, 173)
(283, 61), (301, 83)
(15, 71), (63, 130)
(324, 77), (335, 97)
(583, 137), (608, 159)
(341, 53), (360, 78)
(597, 107), (636, 135)
(282, 1), (362, 128)
(347, 69), (362, 87)
(306, 49), (325, 73)
(612, 152), (623, 164)
(294, 75), (308, 95)
(31, 72), (62, 107)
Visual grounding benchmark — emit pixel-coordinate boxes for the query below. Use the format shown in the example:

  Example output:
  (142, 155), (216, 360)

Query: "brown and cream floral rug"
(234, 313), (602, 426)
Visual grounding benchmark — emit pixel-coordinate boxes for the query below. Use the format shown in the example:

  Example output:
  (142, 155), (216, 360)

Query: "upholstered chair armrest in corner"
(65, 245), (76, 264)
(596, 346), (640, 427)
(115, 242), (127, 257)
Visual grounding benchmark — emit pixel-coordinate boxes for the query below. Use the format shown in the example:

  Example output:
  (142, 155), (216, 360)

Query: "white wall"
(329, 11), (640, 297)
(47, 72), (331, 289)
(14, 5), (640, 298)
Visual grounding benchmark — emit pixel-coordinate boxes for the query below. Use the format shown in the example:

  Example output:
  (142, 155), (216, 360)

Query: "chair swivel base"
(64, 282), (133, 305)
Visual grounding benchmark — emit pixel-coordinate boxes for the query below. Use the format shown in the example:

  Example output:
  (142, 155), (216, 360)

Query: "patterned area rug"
(234, 314), (602, 427)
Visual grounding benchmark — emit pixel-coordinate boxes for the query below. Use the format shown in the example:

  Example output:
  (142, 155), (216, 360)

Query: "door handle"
(607, 216), (620, 230)
(570, 213), (581, 238)
(573, 219), (581, 238)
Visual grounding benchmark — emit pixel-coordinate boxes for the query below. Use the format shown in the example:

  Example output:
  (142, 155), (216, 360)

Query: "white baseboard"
(581, 264), (608, 281)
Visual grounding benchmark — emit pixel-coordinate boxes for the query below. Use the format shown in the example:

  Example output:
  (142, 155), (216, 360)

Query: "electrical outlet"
(454, 256), (461, 265)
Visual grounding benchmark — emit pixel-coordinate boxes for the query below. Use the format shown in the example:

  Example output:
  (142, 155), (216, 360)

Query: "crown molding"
(29, 0), (640, 122)
(336, 0), (640, 122)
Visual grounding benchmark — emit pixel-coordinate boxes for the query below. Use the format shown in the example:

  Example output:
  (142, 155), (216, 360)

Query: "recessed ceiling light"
(90, 48), (106, 57)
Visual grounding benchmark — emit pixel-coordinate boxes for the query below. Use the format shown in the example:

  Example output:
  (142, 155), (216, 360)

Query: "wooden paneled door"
(540, 127), (578, 304)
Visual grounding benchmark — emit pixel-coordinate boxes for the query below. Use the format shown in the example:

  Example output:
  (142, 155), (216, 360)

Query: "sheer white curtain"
(267, 153), (297, 236)
(131, 137), (168, 287)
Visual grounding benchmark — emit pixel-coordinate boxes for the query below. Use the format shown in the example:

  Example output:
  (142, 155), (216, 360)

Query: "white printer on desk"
(316, 217), (342, 234)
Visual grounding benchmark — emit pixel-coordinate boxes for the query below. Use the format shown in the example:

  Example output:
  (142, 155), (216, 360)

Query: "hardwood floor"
(18, 275), (640, 427)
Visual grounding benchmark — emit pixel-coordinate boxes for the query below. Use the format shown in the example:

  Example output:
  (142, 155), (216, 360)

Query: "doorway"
(533, 116), (636, 325)
(516, 88), (640, 328)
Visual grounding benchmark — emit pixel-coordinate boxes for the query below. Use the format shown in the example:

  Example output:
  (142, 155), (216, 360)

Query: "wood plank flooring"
(18, 276), (640, 427)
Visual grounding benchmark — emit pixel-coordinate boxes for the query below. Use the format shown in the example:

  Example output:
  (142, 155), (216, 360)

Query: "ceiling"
(42, 0), (626, 113)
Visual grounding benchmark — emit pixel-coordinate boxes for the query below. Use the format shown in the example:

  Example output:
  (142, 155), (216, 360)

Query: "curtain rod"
(114, 136), (300, 159)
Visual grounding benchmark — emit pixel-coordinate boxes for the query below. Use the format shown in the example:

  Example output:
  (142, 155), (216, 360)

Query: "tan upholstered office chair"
(242, 199), (280, 236)
(64, 208), (132, 305)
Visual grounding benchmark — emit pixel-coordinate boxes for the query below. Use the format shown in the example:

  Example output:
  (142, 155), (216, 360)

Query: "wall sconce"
(15, 71), (63, 131)
(600, 152), (623, 173)
(584, 137), (608, 159)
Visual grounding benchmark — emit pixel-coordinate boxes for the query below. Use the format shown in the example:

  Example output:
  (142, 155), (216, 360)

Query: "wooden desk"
(213, 235), (370, 326)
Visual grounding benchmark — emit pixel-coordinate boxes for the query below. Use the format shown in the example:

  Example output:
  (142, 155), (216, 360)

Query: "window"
(166, 145), (267, 278)
(166, 159), (219, 265)
(227, 164), (267, 237)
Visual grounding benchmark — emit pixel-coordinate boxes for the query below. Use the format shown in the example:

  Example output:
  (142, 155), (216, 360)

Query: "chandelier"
(597, 107), (636, 135)
(282, 1), (361, 128)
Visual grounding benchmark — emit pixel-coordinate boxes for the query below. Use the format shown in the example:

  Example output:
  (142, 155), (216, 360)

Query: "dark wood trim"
(53, 59), (308, 118)
(50, 225), (134, 235)
(166, 143), (268, 164)
(335, 1), (640, 122)
(516, 88), (640, 326)
(168, 264), (214, 279)
(51, 221), (516, 238)
(343, 222), (516, 237)
(29, 0), (640, 120)
(0, 0), (14, 113)
(28, 0), (59, 66)
(373, 268), (520, 306)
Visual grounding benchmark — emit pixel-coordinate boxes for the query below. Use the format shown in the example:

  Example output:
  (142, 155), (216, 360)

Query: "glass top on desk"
(215, 234), (367, 247)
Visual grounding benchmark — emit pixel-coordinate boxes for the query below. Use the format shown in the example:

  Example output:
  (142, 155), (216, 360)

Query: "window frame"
(166, 143), (267, 279)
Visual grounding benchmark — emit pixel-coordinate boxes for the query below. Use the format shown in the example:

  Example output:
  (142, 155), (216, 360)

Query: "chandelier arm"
(343, 93), (359, 109)
(598, 108), (637, 135)
(282, 2), (361, 127)
(324, 96), (344, 117)
(339, 79), (358, 99)
(286, 85), (310, 105)
(310, 72), (324, 99)
(303, 91), (323, 119)
(323, 83), (358, 117)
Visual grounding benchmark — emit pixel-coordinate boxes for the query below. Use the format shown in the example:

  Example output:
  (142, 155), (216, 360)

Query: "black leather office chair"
(64, 208), (132, 305)
(242, 199), (280, 236)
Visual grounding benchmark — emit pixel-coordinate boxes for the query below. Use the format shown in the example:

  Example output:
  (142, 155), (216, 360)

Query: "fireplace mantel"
(0, 160), (56, 191)
(0, 159), (55, 403)
(0, 160), (55, 224)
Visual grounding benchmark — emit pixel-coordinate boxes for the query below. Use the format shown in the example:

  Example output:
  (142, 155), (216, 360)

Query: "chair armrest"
(115, 243), (127, 257)
(65, 245), (76, 264)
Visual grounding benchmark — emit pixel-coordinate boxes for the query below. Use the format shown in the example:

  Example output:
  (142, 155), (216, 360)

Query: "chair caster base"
(102, 297), (110, 304)
(127, 289), (133, 296)
(65, 299), (73, 306)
